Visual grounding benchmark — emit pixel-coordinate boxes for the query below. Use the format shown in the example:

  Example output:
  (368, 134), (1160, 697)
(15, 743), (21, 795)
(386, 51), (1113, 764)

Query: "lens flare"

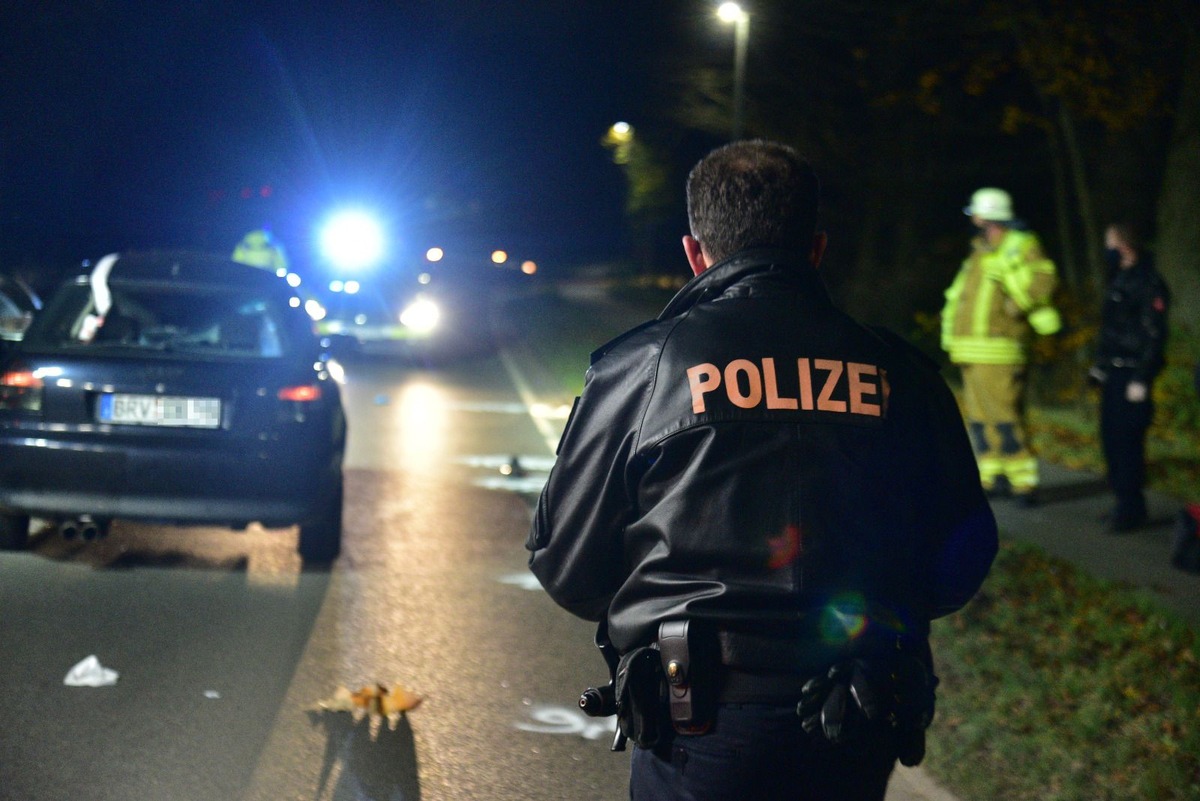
(820, 593), (868, 643)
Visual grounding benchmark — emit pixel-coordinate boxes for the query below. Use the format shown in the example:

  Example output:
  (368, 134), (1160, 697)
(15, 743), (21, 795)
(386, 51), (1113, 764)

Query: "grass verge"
(928, 540), (1200, 799)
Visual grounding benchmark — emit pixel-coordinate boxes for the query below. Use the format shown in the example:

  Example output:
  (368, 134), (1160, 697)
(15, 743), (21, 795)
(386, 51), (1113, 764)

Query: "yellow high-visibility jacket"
(941, 228), (1061, 365)
(232, 229), (289, 274)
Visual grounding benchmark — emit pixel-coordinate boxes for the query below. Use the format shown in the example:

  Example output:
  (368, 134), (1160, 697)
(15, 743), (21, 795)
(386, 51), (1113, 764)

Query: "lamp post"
(717, 2), (749, 141)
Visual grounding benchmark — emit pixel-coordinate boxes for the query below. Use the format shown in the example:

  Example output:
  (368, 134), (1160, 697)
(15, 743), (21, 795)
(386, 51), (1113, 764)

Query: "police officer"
(232, 228), (289, 275)
(527, 140), (999, 801)
(941, 188), (1062, 505)
(1090, 222), (1170, 532)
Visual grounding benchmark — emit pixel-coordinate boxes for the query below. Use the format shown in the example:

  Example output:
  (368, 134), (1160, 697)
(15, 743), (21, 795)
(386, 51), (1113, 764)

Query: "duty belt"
(717, 628), (840, 675)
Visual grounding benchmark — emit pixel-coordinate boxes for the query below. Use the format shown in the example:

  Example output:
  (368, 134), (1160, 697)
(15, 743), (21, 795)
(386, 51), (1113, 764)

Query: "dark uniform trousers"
(630, 704), (896, 801)
(1100, 367), (1154, 523)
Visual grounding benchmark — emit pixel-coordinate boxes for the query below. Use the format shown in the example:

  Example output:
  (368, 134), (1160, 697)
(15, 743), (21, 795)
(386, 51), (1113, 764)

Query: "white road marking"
(496, 572), (544, 591)
(455, 454), (557, 472)
(514, 704), (618, 741)
(498, 348), (564, 455)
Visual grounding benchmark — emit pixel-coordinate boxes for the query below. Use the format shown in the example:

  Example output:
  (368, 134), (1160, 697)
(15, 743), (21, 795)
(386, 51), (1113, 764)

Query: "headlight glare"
(399, 298), (440, 333)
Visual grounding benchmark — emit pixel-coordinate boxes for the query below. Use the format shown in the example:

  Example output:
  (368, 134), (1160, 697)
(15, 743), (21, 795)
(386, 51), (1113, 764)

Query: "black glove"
(798, 655), (935, 766)
(798, 660), (885, 745)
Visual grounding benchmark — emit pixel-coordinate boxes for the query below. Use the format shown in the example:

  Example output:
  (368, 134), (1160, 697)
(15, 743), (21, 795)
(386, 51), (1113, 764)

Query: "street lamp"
(717, 2), (749, 141)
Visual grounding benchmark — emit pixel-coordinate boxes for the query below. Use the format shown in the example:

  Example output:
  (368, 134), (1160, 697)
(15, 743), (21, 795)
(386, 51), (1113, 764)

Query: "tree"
(1155, 17), (1200, 322)
(650, 0), (1191, 330)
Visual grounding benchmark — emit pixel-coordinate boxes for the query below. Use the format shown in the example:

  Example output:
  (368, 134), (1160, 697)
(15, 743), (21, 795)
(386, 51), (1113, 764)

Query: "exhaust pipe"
(80, 516), (100, 541)
(59, 516), (109, 541)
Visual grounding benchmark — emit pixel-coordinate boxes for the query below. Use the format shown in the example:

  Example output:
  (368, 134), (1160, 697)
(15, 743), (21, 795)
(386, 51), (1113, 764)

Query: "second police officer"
(1090, 222), (1170, 532)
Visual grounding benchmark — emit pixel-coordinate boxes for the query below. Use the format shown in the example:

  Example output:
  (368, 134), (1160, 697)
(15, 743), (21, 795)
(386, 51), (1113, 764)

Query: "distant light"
(305, 299), (327, 320)
(344, 280), (360, 294)
(491, 250), (508, 265)
(289, 297), (301, 308)
(718, 2), (747, 23)
(612, 121), (631, 136)
(329, 280), (345, 293)
(521, 260), (538, 275)
(354, 314), (367, 325)
(285, 272), (302, 287)
(319, 209), (385, 271)
(275, 267), (287, 278)
(418, 272), (432, 285)
(426, 247), (444, 262)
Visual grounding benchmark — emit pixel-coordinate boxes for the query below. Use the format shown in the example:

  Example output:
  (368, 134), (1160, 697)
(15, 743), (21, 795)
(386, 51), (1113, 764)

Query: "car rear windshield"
(25, 282), (297, 358)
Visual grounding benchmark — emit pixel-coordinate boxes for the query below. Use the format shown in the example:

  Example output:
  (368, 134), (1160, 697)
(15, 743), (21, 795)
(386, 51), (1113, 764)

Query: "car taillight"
(277, 385), (321, 402)
(0, 368), (44, 411)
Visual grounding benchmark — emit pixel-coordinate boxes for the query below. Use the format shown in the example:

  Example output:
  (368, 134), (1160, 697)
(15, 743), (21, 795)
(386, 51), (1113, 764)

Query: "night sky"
(0, 1), (693, 274)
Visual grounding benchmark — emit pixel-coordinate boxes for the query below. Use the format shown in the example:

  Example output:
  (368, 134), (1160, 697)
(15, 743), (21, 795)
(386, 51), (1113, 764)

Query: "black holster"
(614, 645), (666, 748)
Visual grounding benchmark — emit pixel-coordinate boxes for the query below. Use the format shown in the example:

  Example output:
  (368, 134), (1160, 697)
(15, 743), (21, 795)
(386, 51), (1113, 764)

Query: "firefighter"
(941, 188), (1061, 505)
(528, 140), (998, 801)
(232, 228), (288, 275)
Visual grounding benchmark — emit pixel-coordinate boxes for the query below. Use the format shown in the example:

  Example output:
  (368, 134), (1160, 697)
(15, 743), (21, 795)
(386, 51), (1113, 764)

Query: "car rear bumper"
(0, 489), (316, 527)
(0, 435), (339, 527)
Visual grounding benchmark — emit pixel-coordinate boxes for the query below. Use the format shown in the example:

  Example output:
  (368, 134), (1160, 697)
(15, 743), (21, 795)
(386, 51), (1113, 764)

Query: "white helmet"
(963, 188), (1014, 222)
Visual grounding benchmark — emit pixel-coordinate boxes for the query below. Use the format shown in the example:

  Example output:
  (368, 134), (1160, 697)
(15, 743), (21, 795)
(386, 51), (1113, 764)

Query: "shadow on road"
(308, 711), (422, 801)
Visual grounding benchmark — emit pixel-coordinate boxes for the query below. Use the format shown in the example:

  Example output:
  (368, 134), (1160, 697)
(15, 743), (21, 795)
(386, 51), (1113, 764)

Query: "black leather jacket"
(527, 249), (998, 670)
(1095, 256), (1170, 384)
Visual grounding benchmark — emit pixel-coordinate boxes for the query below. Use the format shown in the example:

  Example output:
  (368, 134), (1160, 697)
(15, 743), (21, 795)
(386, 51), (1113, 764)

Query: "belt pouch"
(658, 620), (714, 734)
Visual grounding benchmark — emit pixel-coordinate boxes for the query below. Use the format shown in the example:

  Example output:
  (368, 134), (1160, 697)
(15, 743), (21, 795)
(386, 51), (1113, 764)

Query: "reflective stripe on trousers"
(959, 362), (1039, 491)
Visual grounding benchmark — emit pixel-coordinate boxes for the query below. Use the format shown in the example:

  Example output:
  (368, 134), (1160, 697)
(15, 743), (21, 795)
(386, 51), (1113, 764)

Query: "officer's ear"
(683, 235), (711, 276)
(810, 232), (828, 269)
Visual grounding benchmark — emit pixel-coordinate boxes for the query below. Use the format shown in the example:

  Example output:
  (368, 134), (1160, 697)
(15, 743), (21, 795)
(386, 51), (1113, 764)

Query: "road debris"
(312, 683), (423, 728)
(64, 655), (119, 687)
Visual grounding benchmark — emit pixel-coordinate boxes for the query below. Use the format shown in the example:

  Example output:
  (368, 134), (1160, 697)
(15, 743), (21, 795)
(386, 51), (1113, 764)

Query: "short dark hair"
(686, 140), (820, 264)
(1108, 221), (1143, 252)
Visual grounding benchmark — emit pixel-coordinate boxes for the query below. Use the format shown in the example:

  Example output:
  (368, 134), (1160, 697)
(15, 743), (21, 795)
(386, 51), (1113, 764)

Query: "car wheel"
(0, 512), (31, 550)
(298, 478), (343, 563)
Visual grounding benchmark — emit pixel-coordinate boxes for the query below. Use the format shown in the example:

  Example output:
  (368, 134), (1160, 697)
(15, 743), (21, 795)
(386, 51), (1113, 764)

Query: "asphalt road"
(0, 343), (630, 801)
(0, 290), (959, 801)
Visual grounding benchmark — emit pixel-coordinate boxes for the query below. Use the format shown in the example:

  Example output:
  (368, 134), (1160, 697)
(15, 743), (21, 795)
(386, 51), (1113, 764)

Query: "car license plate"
(97, 394), (221, 428)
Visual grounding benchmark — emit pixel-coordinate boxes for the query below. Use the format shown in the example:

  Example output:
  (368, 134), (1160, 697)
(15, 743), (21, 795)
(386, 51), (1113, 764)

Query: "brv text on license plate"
(98, 394), (221, 428)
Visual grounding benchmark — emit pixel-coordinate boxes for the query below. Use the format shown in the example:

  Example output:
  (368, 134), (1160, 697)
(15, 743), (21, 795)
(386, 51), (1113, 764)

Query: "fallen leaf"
(382, 684), (423, 715)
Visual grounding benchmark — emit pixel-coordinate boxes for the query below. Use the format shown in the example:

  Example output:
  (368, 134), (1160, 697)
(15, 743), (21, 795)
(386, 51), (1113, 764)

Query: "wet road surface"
(0, 348), (626, 801)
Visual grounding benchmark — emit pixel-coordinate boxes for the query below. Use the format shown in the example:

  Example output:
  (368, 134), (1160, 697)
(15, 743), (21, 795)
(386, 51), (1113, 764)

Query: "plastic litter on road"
(63, 655), (119, 687)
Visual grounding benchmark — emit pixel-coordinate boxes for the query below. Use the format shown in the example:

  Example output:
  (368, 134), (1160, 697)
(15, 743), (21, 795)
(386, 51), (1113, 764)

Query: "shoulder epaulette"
(590, 319), (658, 365)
